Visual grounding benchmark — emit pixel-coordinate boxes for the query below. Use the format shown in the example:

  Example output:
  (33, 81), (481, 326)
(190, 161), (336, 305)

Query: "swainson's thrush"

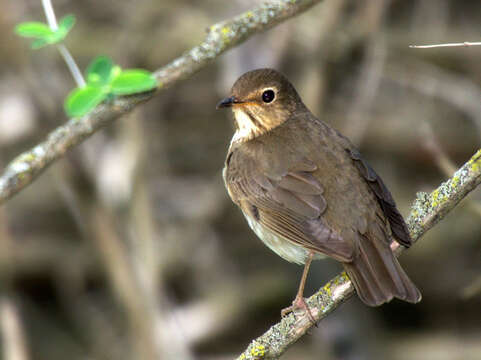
(218, 69), (421, 320)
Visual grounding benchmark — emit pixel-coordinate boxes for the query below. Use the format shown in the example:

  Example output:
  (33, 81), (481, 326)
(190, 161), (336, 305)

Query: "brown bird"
(217, 68), (421, 320)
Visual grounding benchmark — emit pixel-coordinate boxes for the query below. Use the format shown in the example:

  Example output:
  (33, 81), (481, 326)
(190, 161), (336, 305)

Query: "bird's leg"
(281, 251), (316, 324)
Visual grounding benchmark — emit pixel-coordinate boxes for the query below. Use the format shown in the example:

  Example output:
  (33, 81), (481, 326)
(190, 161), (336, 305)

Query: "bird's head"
(217, 68), (306, 143)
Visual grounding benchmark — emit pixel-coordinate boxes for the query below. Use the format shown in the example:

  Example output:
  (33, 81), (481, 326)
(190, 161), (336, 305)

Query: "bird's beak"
(216, 96), (238, 109)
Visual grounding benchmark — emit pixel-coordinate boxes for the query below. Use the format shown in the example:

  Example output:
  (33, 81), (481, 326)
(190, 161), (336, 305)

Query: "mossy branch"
(0, 0), (323, 204)
(237, 149), (481, 360)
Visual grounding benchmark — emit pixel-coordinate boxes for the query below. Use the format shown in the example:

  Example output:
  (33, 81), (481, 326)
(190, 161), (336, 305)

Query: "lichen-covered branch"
(237, 149), (481, 360)
(0, 0), (323, 204)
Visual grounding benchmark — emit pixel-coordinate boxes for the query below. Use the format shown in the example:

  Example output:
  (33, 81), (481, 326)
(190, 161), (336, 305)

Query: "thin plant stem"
(41, 0), (58, 30)
(57, 44), (86, 87)
(41, 0), (86, 87)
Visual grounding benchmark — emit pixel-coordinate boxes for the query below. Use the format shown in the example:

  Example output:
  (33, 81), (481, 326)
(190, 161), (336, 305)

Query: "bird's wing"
(347, 148), (412, 247)
(224, 150), (355, 262)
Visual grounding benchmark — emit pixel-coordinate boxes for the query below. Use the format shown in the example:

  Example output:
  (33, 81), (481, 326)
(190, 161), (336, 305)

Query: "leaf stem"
(41, 0), (86, 87)
(41, 0), (58, 30)
(57, 44), (86, 87)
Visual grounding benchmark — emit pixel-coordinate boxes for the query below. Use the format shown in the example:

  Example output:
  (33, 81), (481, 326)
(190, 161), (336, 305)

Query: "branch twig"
(409, 41), (481, 49)
(0, 0), (323, 205)
(236, 149), (481, 360)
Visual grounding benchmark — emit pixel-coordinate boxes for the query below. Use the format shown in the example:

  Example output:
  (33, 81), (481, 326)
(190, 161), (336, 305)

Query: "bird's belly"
(243, 213), (325, 265)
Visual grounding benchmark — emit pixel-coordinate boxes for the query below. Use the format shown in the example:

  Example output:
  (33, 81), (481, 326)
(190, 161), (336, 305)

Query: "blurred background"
(1, 0), (480, 359)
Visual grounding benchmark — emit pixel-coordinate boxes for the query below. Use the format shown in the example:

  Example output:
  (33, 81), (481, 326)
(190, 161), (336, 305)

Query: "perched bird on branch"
(218, 68), (421, 321)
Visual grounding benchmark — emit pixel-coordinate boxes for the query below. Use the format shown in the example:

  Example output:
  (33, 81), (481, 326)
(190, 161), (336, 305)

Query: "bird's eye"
(262, 89), (275, 103)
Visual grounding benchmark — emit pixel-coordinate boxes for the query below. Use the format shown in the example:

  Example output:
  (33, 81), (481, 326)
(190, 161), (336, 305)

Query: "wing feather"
(225, 150), (355, 262)
(347, 148), (412, 247)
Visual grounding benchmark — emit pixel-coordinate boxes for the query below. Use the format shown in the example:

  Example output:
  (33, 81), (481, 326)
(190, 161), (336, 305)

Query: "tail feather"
(343, 231), (421, 306)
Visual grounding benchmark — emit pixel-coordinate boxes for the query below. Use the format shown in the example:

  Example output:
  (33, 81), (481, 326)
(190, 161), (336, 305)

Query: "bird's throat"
(231, 108), (262, 143)
(231, 108), (268, 144)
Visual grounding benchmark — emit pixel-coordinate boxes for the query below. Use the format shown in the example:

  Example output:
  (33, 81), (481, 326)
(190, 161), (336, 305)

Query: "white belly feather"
(243, 211), (325, 265)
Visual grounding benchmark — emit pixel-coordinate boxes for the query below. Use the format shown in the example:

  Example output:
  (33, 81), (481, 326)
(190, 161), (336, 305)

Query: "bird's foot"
(281, 296), (316, 324)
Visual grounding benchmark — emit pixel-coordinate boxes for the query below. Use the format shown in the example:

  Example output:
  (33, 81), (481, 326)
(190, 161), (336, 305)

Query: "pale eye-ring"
(262, 89), (275, 103)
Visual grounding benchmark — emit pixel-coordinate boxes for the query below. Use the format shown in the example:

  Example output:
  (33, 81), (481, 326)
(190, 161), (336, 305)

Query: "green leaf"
(110, 70), (158, 95)
(64, 85), (107, 117)
(15, 22), (53, 38)
(15, 14), (75, 49)
(48, 15), (75, 45)
(31, 38), (49, 49)
(58, 14), (75, 34)
(111, 65), (122, 78)
(86, 56), (114, 85)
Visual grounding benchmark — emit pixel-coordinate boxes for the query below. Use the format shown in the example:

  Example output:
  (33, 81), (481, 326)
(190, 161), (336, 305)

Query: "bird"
(217, 68), (421, 321)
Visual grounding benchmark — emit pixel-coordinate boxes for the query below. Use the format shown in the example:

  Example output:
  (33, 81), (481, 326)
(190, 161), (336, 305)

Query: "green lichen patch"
(323, 282), (332, 297)
(467, 149), (481, 173)
(407, 191), (430, 236)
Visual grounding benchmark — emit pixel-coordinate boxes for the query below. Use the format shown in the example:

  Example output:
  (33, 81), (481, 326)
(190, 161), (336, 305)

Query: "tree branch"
(0, 0), (323, 205)
(236, 149), (481, 360)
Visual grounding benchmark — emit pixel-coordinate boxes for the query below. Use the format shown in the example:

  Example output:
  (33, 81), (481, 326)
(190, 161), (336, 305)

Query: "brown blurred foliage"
(0, 1), (480, 359)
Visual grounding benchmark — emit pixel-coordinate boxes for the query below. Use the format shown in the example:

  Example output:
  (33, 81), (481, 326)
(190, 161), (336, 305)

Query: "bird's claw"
(281, 296), (317, 325)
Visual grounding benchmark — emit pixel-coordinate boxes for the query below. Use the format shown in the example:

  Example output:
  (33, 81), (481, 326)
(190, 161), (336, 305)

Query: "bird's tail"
(343, 233), (421, 306)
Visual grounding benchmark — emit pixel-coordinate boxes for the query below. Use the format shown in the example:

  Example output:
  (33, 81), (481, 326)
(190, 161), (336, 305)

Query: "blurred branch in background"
(342, 0), (388, 145)
(0, 0), (324, 205)
(0, 209), (29, 360)
(237, 149), (481, 360)
(49, 114), (195, 359)
(385, 61), (481, 140)
(0, 298), (30, 360)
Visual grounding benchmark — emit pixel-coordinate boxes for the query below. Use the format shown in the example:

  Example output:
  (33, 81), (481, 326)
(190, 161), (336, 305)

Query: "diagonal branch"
(236, 149), (481, 360)
(0, 0), (324, 205)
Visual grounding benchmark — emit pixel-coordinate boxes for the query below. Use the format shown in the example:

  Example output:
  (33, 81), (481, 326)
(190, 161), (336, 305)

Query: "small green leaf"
(47, 31), (64, 45)
(31, 38), (49, 49)
(58, 14), (75, 34)
(48, 15), (75, 45)
(111, 65), (122, 78)
(65, 85), (107, 117)
(110, 70), (158, 95)
(15, 22), (53, 38)
(15, 15), (75, 49)
(86, 56), (114, 85)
